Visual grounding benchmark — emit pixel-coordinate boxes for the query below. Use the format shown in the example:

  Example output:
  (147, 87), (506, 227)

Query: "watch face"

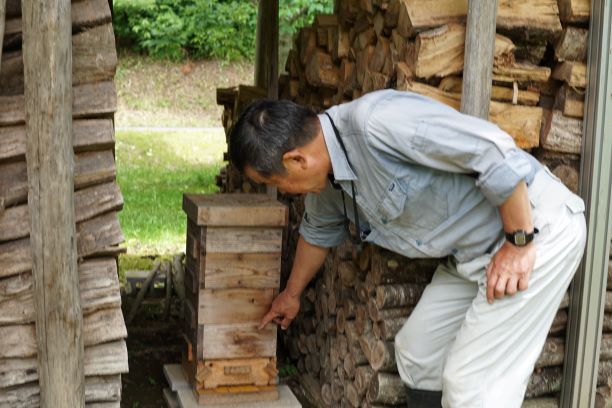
(515, 233), (527, 246)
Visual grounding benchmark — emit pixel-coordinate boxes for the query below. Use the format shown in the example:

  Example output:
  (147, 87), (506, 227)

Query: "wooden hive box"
(181, 193), (288, 405)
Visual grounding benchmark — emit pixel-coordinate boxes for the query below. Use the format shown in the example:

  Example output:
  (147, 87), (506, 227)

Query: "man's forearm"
(285, 235), (330, 297)
(498, 181), (534, 234)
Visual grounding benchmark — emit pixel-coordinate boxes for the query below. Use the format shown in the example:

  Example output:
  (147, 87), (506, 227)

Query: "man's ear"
(282, 149), (308, 170)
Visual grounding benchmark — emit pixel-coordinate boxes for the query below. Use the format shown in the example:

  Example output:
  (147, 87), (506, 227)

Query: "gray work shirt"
(298, 89), (543, 263)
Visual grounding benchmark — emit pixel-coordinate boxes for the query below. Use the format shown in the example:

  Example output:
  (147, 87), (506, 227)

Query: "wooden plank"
(84, 375), (122, 403)
(0, 181), (123, 242)
(183, 193), (287, 227)
(0, 238), (30, 278)
(1, 24), (116, 96)
(0, 149), (116, 208)
(202, 323), (277, 359)
(0, 80), (116, 126)
(194, 385), (279, 406)
(4, 0), (111, 36)
(205, 227), (283, 254)
(195, 358), (278, 389)
(199, 288), (275, 325)
(76, 211), (124, 259)
(204, 252), (281, 289)
(461, 0), (498, 118)
(84, 341), (129, 377)
(552, 61), (587, 88)
(0, 324), (37, 358)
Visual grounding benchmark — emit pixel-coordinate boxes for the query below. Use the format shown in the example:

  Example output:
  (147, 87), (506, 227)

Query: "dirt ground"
(115, 51), (254, 128)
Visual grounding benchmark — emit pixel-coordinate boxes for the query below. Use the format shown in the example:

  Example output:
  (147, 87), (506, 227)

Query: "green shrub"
(113, 0), (333, 61)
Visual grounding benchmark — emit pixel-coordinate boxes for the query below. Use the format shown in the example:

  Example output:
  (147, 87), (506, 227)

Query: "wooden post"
(255, 0), (279, 100)
(0, 0), (6, 70)
(22, 1), (84, 407)
(460, 0), (498, 118)
(254, 0), (279, 197)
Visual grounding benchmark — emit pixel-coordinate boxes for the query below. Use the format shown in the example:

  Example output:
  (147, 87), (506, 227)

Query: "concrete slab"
(164, 364), (190, 391)
(176, 385), (301, 408)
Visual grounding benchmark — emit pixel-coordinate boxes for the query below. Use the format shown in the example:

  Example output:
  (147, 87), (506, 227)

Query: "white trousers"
(394, 169), (587, 408)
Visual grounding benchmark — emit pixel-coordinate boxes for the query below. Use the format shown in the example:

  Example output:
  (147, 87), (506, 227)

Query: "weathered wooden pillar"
(22, 1), (84, 407)
(0, 0), (6, 70)
(255, 0), (279, 100)
(460, 0), (498, 118)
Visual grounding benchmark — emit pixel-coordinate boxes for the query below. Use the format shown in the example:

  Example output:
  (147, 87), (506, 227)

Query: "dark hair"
(228, 99), (319, 177)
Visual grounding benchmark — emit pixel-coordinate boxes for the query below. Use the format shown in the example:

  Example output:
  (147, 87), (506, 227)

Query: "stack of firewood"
(0, 0), (128, 406)
(215, 0), (612, 405)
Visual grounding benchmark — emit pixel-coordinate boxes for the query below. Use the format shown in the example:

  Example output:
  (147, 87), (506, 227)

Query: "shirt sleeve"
(298, 185), (348, 248)
(366, 91), (534, 207)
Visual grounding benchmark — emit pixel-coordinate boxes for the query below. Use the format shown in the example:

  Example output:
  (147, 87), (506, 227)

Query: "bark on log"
(554, 27), (588, 62)
(558, 0), (590, 24)
(526, 366), (562, 398)
(371, 340), (397, 372)
(375, 283), (425, 309)
(367, 372), (406, 405)
(552, 61), (587, 88)
(535, 337), (564, 368)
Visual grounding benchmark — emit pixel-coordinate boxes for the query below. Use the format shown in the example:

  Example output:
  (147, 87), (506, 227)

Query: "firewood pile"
(0, 1), (128, 406)
(214, 0), (612, 406)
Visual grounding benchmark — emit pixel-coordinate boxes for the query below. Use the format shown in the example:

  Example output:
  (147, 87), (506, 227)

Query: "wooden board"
(0, 80), (116, 126)
(204, 252), (281, 289)
(183, 194), (287, 227)
(198, 288), (275, 325)
(0, 181), (123, 242)
(205, 227), (283, 254)
(194, 385), (279, 406)
(202, 323), (277, 359)
(552, 61), (587, 88)
(0, 119), (114, 162)
(76, 211), (124, 258)
(3, 0), (111, 36)
(0, 238), (30, 278)
(195, 358), (278, 389)
(0, 24), (116, 96)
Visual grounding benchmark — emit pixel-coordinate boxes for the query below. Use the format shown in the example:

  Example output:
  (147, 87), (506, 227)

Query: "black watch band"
(505, 228), (539, 247)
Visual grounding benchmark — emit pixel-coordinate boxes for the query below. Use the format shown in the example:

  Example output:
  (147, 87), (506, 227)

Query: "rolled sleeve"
(298, 188), (347, 248)
(476, 148), (534, 206)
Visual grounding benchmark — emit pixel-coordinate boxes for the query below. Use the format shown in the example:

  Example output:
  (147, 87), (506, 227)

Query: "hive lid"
(183, 193), (288, 227)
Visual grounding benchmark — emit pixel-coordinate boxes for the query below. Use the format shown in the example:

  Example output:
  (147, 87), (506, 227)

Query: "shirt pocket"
(376, 178), (449, 232)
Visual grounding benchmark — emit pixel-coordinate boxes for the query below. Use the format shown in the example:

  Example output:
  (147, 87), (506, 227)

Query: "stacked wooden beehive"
(181, 193), (287, 405)
(215, 0), (612, 405)
(0, 0), (128, 406)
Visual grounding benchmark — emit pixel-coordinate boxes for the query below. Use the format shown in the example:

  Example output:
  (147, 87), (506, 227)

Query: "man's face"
(244, 163), (327, 195)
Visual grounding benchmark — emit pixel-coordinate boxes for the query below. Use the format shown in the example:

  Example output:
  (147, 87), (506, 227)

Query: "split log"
(345, 382), (362, 408)
(305, 49), (339, 89)
(375, 283), (425, 309)
(371, 252), (437, 284)
(492, 63), (551, 84)
(554, 27), (588, 62)
(495, 0), (562, 43)
(558, 0), (590, 24)
(540, 110), (582, 154)
(367, 372), (406, 405)
(0, 181), (123, 242)
(0, 80), (116, 126)
(371, 340), (397, 372)
(552, 61), (587, 88)
(554, 84), (584, 119)
(359, 333), (378, 367)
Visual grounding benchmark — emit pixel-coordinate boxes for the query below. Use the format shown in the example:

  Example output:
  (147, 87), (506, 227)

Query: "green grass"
(116, 129), (226, 256)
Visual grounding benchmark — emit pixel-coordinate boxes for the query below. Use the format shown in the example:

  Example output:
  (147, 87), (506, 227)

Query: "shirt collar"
(318, 112), (357, 181)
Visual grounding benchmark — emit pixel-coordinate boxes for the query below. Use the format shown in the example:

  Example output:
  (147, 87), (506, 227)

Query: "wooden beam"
(22, 1), (84, 408)
(461, 0), (498, 118)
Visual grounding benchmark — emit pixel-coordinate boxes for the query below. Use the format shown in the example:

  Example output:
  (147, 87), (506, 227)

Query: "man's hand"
(259, 289), (301, 330)
(486, 241), (536, 303)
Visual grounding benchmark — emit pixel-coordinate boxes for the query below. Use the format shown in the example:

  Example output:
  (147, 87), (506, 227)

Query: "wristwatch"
(505, 228), (539, 247)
